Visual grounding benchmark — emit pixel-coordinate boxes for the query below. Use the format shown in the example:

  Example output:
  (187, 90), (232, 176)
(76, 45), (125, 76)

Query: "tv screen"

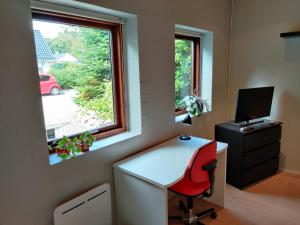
(235, 86), (274, 123)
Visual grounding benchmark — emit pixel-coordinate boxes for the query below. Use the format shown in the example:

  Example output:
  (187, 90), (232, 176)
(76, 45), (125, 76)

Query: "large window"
(32, 10), (125, 143)
(175, 34), (200, 114)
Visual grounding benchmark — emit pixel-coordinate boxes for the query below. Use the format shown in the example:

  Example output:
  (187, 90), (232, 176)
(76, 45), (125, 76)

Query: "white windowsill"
(49, 130), (141, 165)
(175, 111), (211, 123)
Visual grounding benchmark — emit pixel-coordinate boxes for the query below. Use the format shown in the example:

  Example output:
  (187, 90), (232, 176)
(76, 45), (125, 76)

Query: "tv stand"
(215, 121), (282, 189)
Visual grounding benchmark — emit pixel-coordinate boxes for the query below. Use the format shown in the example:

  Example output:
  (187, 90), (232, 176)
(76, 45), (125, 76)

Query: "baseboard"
(279, 168), (300, 176)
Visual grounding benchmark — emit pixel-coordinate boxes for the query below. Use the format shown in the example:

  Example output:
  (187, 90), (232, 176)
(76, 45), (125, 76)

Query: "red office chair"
(169, 141), (217, 225)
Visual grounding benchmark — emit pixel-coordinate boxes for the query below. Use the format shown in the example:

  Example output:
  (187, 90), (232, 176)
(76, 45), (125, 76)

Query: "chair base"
(169, 199), (217, 225)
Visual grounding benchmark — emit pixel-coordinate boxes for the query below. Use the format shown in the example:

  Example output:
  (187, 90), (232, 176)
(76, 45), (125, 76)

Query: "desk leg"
(206, 150), (227, 207)
(114, 169), (168, 225)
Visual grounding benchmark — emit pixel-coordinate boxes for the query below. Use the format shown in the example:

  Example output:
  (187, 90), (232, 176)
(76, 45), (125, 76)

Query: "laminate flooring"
(168, 172), (300, 225)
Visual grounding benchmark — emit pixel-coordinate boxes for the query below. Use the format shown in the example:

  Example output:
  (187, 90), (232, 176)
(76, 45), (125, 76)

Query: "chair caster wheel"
(210, 211), (217, 219)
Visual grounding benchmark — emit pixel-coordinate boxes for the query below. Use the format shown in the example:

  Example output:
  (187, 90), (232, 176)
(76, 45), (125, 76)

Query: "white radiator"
(54, 183), (112, 225)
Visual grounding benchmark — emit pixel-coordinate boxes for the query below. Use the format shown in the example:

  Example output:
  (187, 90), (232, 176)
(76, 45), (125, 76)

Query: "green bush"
(49, 63), (82, 89)
(74, 81), (114, 121)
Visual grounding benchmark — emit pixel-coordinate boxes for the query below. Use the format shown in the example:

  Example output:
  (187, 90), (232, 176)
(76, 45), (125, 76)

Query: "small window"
(32, 10), (126, 145)
(40, 75), (50, 81)
(175, 34), (200, 114)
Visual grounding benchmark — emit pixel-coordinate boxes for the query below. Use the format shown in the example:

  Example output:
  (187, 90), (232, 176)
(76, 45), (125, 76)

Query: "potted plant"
(182, 95), (210, 116)
(48, 145), (56, 154)
(68, 138), (82, 157)
(55, 136), (71, 159)
(78, 131), (96, 152)
(53, 136), (81, 159)
(47, 133), (95, 159)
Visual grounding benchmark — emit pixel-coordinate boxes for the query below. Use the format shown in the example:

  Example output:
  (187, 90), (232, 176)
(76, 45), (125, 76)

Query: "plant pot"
(48, 148), (56, 154)
(56, 147), (70, 156)
(48, 144), (57, 154)
(81, 144), (90, 152)
(77, 143), (90, 152)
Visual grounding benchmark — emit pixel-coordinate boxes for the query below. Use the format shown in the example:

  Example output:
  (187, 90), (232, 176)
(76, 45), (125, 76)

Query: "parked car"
(39, 74), (61, 95)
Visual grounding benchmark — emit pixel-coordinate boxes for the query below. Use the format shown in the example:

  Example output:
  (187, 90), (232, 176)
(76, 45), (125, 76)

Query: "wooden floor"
(168, 172), (300, 225)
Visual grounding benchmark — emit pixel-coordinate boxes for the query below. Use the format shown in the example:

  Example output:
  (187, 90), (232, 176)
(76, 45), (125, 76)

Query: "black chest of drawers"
(215, 121), (282, 189)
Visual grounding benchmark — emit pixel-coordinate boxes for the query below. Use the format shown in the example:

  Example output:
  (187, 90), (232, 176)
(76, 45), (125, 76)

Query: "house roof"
(33, 30), (54, 60)
(54, 53), (78, 62)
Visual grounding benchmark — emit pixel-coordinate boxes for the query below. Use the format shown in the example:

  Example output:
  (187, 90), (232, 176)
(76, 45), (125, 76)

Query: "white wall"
(0, 0), (231, 224)
(229, 0), (300, 172)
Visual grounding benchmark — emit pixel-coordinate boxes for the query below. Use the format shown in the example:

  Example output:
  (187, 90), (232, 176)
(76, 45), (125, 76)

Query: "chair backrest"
(188, 141), (217, 184)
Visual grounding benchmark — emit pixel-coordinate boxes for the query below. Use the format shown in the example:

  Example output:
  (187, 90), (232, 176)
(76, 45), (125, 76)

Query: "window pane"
(175, 38), (193, 109)
(40, 75), (50, 81)
(32, 19), (115, 141)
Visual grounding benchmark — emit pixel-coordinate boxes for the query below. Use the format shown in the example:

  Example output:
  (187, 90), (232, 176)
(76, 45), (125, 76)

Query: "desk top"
(114, 136), (227, 188)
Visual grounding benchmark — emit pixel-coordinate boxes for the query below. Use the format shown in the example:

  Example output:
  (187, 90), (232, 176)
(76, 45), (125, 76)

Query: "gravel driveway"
(41, 89), (112, 139)
(42, 89), (78, 128)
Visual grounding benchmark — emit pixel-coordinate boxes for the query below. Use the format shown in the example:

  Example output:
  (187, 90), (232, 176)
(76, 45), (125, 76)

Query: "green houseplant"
(48, 132), (95, 159)
(49, 136), (81, 159)
(182, 95), (210, 116)
(78, 131), (96, 152)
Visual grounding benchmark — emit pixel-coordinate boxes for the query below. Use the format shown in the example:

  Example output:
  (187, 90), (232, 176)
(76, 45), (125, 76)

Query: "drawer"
(244, 126), (281, 151)
(243, 142), (280, 169)
(243, 158), (279, 187)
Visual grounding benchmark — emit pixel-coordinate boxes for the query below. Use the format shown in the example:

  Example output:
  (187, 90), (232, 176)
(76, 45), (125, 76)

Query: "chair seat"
(169, 177), (210, 197)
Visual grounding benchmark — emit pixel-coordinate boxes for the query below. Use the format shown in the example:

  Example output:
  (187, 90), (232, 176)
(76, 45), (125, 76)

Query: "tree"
(48, 26), (114, 121)
(175, 39), (193, 109)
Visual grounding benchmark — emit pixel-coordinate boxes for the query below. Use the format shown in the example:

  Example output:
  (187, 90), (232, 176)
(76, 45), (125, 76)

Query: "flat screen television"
(235, 86), (274, 123)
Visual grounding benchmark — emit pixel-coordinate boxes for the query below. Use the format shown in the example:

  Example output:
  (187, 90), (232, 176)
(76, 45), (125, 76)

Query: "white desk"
(113, 136), (227, 225)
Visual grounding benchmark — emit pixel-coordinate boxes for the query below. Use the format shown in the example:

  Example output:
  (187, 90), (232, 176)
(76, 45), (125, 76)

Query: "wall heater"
(54, 183), (112, 225)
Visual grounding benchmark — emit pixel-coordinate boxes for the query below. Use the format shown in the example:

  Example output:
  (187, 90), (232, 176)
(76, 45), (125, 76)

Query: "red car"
(39, 74), (61, 95)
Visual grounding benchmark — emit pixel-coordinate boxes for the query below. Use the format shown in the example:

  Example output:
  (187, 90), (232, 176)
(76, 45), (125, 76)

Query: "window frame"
(32, 9), (126, 146)
(175, 33), (200, 115)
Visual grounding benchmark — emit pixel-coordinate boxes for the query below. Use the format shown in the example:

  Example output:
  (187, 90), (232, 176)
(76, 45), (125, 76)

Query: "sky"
(32, 20), (70, 39)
